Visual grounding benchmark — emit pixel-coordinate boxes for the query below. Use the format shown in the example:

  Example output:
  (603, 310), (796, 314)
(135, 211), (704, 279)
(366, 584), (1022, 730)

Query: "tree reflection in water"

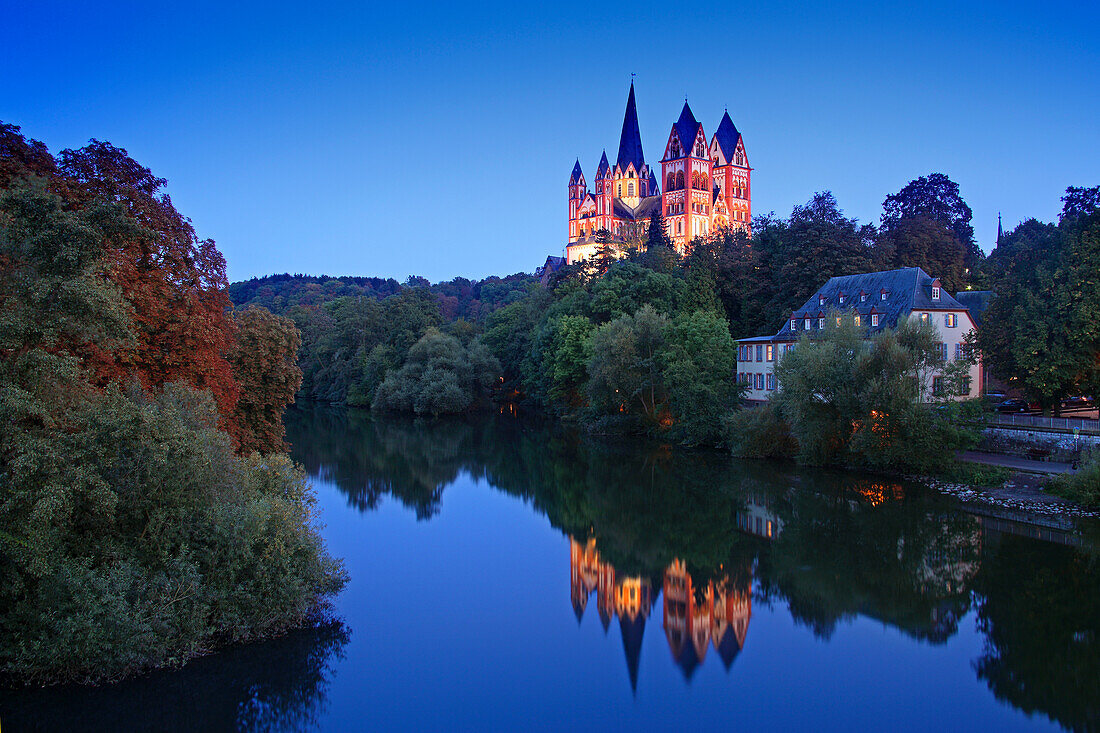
(0, 618), (350, 732)
(285, 406), (1099, 730)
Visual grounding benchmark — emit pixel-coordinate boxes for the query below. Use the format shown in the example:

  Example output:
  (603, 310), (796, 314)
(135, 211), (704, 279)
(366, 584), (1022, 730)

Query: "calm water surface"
(3, 406), (1099, 732)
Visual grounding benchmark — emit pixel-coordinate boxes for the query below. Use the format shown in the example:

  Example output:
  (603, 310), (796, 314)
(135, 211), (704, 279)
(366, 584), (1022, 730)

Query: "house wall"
(736, 309), (982, 404)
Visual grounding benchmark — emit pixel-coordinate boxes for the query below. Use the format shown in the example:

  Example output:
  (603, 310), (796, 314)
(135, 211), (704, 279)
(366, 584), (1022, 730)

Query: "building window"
(871, 313), (880, 327)
(945, 313), (957, 328)
(819, 296), (825, 306)
(818, 317), (825, 329)
(861, 293), (867, 302)
(756, 345), (763, 362)
(791, 318), (797, 331)
(936, 342), (947, 361)
(767, 373), (776, 391)
(766, 345), (774, 362)
(627, 182), (634, 196)
(754, 373), (764, 390)
(618, 184), (622, 197)
(839, 294), (846, 305)
(959, 376), (971, 396)
(836, 317), (842, 326)
(803, 318), (811, 330)
(854, 315), (861, 326)
(932, 376), (945, 396)
(920, 313), (929, 322)
(932, 286), (941, 300)
(881, 291), (888, 301)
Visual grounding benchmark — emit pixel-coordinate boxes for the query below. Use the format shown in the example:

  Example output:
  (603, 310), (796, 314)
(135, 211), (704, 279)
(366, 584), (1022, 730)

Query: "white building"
(736, 267), (983, 403)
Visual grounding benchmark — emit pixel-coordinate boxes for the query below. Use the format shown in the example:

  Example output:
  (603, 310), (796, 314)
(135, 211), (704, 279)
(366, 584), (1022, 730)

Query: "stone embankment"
(923, 477), (1099, 519)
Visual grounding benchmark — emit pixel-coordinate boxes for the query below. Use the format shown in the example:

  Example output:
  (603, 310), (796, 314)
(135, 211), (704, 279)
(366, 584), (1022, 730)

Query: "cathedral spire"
(997, 212), (1003, 247)
(674, 101), (701, 153)
(616, 81), (645, 172)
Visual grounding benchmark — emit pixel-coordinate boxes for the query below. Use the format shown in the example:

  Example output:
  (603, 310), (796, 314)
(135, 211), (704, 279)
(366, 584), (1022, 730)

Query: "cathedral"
(566, 82), (752, 264)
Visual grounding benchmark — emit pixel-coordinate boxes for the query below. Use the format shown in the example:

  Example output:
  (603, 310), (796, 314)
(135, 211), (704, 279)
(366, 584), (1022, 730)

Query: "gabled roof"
(613, 195), (662, 222)
(647, 169), (659, 195)
(740, 267), (976, 342)
(713, 111), (741, 163)
(616, 82), (646, 172)
(596, 151), (611, 179)
(569, 160), (584, 185)
(674, 102), (702, 155)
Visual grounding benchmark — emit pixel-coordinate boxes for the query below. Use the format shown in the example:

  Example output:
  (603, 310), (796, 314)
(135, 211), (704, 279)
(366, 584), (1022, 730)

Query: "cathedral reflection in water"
(567, 492), (778, 687)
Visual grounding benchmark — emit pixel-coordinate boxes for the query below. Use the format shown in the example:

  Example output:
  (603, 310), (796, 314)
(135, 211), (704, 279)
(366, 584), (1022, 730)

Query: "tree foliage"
(230, 306), (304, 454)
(979, 195), (1100, 411)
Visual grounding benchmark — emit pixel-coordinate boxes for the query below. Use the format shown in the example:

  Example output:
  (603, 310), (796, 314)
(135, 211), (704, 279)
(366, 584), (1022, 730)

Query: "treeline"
(0, 122), (346, 683)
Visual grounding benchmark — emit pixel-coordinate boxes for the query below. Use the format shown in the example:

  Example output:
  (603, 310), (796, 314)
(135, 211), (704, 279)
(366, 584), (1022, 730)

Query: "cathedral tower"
(661, 102), (713, 251)
(710, 110), (752, 233)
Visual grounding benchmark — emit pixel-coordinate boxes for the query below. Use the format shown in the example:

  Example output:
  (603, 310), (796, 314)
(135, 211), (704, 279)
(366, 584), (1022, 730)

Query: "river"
(2, 405), (1098, 731)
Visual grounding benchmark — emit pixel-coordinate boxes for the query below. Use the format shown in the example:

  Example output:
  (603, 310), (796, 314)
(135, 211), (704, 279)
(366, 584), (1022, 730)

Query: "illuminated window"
(766, 345), (774, 361)
(920, 313), (929, 322)
(945, 313), (958, 327)
(854, 315), (861, 326)
(871, 313), (880, 327)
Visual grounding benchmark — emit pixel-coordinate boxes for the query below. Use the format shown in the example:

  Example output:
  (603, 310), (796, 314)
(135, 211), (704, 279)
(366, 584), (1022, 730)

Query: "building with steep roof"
(736, 267), (983, 403)
(566, 83), (751, 264)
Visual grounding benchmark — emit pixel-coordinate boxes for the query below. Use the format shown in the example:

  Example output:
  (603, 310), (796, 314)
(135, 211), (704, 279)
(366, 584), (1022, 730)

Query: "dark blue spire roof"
(616, 82), (645, 171)
(648, 168), (659, 195)
(674, 102), (701, 154)
(569, 159), (583, 184)
(596, 150), (611, 179)
(713, 111), (741, 163)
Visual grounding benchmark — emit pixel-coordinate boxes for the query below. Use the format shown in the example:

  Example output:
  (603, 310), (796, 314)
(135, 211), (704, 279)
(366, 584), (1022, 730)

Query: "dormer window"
(871, 313), (880, 327)
(818, 296), (826, 306)
(932, 286), (941, 300)
(817, 317), (824, 329)
(860, 293), (867, 302)
(803, 317), (811, 330)
(881, 290), (888, 301)
(838, 294), (846, 305)
(791, 318), (798, 331)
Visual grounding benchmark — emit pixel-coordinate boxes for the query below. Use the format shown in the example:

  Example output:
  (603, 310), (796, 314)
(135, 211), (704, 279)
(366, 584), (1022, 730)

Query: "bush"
(1047, 448), (1100, 507)
(0, 384), (347, 684)
(726, 403), (798, 459)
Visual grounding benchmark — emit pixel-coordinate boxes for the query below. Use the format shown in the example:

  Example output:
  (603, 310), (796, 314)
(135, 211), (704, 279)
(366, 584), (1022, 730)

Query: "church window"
(677, 221), (682, 234)
(676, 171), (684, 189)
(628, 182), (634, 196)
(617, 184), (622, 197)
(667, 173), (675, 190)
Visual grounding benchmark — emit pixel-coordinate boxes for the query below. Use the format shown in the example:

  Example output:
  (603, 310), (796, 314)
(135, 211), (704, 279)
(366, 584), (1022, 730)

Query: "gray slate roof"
(740, 267), (973, 342)
(596, 151), (611, 179)
(569, 160), (583, 184)
(673, 102), (701, 155)
(616, 82), (646, 172)
(713, 111), (741, 163)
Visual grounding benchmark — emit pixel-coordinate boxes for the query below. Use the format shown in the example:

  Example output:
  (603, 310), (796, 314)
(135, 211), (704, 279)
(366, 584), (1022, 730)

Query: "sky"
(3, 1), (1098, 284)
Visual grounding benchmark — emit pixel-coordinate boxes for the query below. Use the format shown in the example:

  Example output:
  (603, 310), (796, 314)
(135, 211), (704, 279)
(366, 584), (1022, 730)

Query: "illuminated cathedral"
(566, 82), (752, 264)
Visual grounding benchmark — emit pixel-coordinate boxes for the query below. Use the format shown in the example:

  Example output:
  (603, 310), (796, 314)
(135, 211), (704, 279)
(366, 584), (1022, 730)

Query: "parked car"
(997, 398), (1036, 414)
(983, 393), (1007, 410)
(1060, 396), (1094, 409)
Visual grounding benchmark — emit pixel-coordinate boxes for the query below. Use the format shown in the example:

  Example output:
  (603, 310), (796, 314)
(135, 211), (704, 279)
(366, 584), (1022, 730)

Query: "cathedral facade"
(566, 83), (752, 264)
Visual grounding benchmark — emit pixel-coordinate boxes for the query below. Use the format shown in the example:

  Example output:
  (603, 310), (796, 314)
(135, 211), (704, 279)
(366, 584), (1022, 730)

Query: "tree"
(56, 140), (243, 442)
(372, 330), (500, 416)
(230, 306), (303, 454)
(766, 314), (973, 470)
(979, 203), (1100, 412)
(661, 310), (741, 444)
(587, 306), (669, 423)
(1060, 185), (1100, 222)
(874, 214), (969, 292)
(881, 173), (980, 265)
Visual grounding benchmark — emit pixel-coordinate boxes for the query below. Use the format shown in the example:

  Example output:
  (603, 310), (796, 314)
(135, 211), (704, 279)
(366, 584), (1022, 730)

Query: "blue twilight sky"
(2, 1), (1098, 284)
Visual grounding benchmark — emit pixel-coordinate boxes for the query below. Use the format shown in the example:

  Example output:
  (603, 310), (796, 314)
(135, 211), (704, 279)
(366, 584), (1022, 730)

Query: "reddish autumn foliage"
(0, 122), (255, 447)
